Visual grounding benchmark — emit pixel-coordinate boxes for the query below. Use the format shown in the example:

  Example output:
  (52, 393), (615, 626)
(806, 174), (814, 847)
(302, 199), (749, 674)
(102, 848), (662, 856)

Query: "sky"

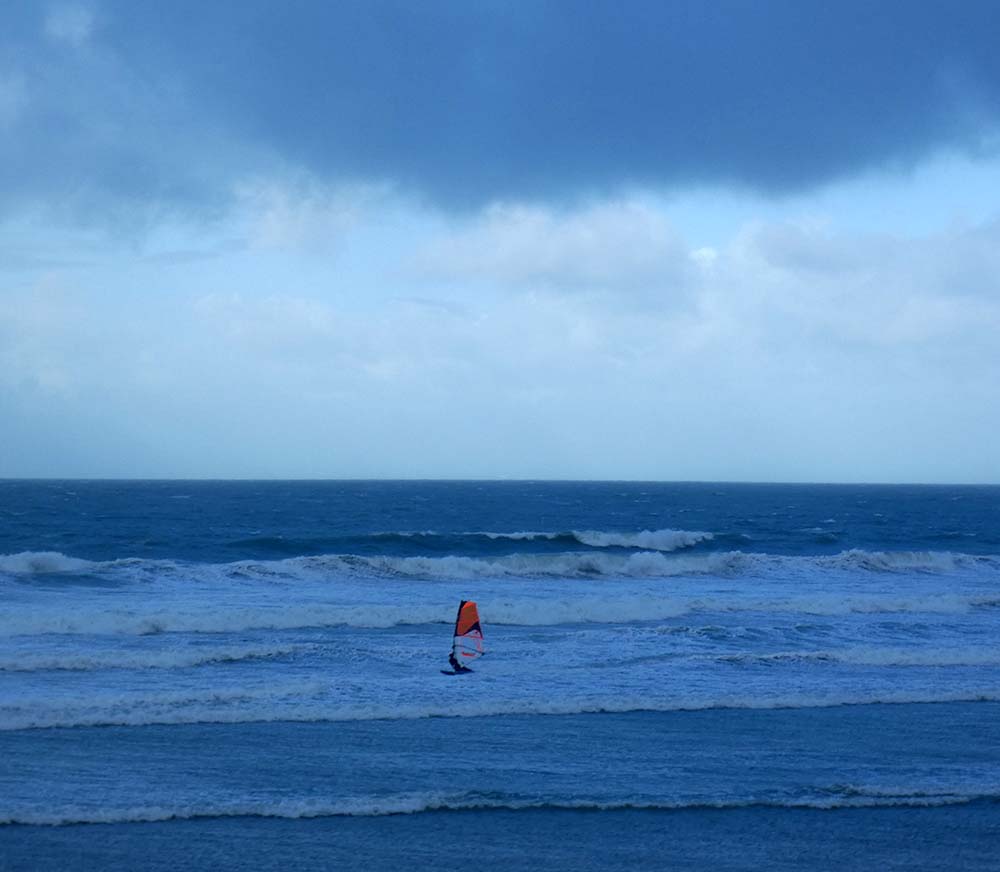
(1, 0), (999, 482)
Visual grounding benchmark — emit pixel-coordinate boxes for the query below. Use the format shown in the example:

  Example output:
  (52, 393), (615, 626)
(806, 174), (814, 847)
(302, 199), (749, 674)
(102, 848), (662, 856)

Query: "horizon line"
(1, 477), (997, 487)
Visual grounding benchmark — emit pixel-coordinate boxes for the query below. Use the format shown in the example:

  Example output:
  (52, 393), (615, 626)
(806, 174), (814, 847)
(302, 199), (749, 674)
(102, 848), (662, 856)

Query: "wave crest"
(4, 689), (1000, 732)
(572, 529), (713, 550)
(3, 589), (999, 638)
(4, 785), (998, 826)
(0, 643), (307, 673)
(0, 551), (94, 575)
(5, 547), (997, 587)
(478, 528), (714, 552)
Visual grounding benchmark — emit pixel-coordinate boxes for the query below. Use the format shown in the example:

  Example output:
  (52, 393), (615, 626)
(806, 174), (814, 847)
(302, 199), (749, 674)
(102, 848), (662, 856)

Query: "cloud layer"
(3, 192), (997, 481)
(2, 3), (998, 481)
(2, 1), (1000, 214)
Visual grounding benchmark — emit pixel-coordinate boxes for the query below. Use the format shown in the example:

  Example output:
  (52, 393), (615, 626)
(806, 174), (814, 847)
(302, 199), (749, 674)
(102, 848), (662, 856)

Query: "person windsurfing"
(442, 600), (484, 675)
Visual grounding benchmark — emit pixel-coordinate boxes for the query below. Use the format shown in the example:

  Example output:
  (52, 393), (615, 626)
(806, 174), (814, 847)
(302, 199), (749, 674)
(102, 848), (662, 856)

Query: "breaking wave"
(712, 647), (1000, 668)
(222, 528), (715, 556)
(0, 642), (307, 672)
(4, 786), (997, 826)
(0, 603), (449, 637)
(4, 590), (999, 638)
(315, 548), (1000, 581)
(0, 680), (329, 730)
(9, 640), (1000, 675)
(4, 548), (998, 587)
(0, 551), (95, 575)
(478, 529), (714, 551)
(4, 688), (999, 732)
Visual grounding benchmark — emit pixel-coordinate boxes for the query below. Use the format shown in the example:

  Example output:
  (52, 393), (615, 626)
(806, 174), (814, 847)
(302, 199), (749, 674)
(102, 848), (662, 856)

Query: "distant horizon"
(3, 477), (998, 487)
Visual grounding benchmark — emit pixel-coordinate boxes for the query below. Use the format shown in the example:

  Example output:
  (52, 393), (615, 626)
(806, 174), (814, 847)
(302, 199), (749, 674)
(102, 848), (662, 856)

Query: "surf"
(6, 788), (999, 827)
(7, 689), (1000, 732)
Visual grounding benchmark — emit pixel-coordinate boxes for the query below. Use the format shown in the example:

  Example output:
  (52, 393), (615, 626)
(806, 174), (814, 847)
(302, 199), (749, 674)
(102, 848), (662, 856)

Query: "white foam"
(4, 548), (997, 591)
(0, 679), (329, 730)
(286, 549), (748, 580)
(0, 642), (307, 672)
(0, 551), (94, 575)
(249, 548), (1000, 583)
(478, 530), (558, 541)
(476, 528), (714, 552)
(715, 647), (1000, 668)
(819, 549), (994, 574)
(572, 529), (714, 551)
(4, 688), (999, 731)
(2, 586), (996, 638)
(0, 602), (448, 637)
(2, 786), (995, 826)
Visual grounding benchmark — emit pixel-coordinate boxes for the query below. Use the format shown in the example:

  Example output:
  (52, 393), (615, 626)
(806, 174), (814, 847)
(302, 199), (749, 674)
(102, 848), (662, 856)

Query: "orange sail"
(451, 600), (485, 664)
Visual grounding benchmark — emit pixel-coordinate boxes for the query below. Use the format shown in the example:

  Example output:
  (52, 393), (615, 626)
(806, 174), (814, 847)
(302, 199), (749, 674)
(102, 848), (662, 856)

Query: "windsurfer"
(449, 652), (472, 674)
(442, 599), (482, 675)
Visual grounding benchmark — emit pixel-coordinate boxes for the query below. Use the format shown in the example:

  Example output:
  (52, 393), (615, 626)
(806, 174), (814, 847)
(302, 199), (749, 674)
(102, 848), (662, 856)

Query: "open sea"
(2, 479), (1000, 870)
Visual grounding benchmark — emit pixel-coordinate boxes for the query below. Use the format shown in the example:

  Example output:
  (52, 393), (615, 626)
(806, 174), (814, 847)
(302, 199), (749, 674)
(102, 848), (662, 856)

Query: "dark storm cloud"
(3, 0), (999, 213)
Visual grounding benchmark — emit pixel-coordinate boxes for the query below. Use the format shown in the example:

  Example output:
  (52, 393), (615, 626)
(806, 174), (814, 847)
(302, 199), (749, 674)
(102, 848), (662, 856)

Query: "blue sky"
(2, 1), (999, 481)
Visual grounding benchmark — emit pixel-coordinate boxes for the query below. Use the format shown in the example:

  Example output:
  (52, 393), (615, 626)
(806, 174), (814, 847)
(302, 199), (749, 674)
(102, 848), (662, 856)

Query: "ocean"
(2, 480), (999, 870)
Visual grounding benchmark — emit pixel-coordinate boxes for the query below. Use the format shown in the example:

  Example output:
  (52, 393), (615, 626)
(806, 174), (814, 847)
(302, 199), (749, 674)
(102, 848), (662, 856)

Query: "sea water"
(1, 480), (999, 870)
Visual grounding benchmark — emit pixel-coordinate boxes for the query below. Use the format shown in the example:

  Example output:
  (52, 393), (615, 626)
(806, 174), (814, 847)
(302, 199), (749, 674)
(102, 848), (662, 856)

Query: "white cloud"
(233, 178), (392, 253)
(2, 181), (999, 481)
(721, 217), (1000, 347)
(415, 199), (692, 297)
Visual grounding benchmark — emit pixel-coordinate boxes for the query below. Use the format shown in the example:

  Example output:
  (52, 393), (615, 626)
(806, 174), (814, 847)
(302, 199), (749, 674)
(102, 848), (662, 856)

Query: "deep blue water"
(2, 480), (999, 869)
(4, 480), (999, 563)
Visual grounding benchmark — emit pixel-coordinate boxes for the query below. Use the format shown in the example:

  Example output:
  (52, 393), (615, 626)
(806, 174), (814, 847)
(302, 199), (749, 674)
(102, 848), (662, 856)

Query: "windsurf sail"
(450, 600), (485, 666)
